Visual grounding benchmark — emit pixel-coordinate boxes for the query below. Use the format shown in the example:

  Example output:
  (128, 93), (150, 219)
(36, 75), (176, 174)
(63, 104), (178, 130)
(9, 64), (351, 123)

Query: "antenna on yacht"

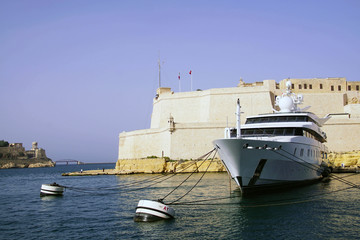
(286, 80), (292, 93)
(236, 99), (243, 138)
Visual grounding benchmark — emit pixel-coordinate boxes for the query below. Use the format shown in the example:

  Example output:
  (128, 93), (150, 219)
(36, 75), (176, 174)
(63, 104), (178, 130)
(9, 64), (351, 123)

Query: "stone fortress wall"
(0, 141), (49, 160)
(118, 78), (360, 161)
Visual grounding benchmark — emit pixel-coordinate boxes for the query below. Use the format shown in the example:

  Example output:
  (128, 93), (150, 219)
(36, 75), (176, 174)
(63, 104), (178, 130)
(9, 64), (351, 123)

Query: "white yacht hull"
(214, 138), (327, 193)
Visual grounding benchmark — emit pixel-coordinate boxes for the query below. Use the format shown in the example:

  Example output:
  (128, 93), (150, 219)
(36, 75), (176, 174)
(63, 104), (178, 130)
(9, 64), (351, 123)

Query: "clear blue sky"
(1, 0), (359, 163)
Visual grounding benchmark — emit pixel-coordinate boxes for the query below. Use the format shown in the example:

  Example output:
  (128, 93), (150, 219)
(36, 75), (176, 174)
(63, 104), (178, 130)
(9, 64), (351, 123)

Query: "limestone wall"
(151, 85), (275, 129)
(120, 87), (275, 160)
(323, 117), (360, 152)
(118, 128), (171, 159)
(118, 78), (360, 161)
(115, 158), (226, 174)
(168, 123), (224, 160)
(300, 93), (346, 117)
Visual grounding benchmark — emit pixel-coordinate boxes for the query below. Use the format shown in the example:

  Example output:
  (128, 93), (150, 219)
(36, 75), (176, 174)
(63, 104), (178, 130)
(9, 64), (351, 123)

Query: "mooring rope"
(165, 148), (218, 204)
(158, 148), (216, 202)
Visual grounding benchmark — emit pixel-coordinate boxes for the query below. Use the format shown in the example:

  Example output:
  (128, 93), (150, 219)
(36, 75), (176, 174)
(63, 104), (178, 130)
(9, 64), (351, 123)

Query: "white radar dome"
(278, 96), (294, 112)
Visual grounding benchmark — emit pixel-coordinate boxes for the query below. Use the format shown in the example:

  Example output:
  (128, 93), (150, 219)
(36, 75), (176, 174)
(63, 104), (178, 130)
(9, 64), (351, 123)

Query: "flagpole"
(190, 70), (193, 91)
(189, 70), (192, 91)
(158, 58), (161, 88)
(158, 52), (161, 88)
(178, 72), (181, 92)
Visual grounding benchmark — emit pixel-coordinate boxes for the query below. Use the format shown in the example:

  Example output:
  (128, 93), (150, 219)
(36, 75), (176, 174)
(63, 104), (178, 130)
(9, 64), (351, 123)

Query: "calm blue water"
(0, 164), (359, 240)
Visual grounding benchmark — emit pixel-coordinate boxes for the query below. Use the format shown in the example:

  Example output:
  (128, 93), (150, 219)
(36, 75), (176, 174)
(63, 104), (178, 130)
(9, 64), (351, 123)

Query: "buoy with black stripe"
(40, 183), (65, 196)
(134, 200), (175, 222)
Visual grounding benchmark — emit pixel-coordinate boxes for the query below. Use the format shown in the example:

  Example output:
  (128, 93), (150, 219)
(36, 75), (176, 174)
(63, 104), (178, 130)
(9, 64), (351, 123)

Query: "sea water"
(0, 163), (359, 240)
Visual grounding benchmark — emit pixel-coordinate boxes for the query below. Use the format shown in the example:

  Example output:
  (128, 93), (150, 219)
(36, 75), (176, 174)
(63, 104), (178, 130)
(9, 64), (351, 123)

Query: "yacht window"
(307, 149), (310, 157)
(242, 129), (254, 135)
(264, 129), (274, 135)
(254, 129), (263, 135)
(253, 118), (261, 123)
(287, 116), (296, 121)
(262, 117), (270, 123)
(300, 149), (304, 157)
(294, 148), (297, 155)
(240, 127), (326, 140)
(246, 119), (254, 124)
(297, 116), (306, 121)
(269, 117), (277, 122)
(284, 128), (294, 135)
(295, 128), (303, 136)
(274, 129), (283, 135)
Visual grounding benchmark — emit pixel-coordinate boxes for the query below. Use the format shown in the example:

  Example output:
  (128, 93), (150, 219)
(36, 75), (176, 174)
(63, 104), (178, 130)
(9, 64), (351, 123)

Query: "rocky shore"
(328, 151), (360, 173)
(328, 151), (360, 167)
(0, 158), (55, 169)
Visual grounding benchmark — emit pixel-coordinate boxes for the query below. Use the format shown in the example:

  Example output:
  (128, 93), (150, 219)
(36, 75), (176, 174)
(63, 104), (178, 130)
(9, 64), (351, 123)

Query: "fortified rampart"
(118, 78), (360, 161)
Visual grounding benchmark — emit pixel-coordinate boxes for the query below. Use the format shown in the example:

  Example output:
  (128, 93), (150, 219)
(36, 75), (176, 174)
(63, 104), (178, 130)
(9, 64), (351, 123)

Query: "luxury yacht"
(213, 81), (331, 193)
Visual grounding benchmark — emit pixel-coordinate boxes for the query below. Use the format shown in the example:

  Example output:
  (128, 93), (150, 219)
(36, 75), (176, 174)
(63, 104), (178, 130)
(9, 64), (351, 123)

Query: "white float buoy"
(40, 183), (65, 196)
(134, 200), (175, 222)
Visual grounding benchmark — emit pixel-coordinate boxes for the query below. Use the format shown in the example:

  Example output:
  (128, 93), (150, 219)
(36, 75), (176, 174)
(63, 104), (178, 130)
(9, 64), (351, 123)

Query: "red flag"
(178, 73), (180, 80)
(189, 70), (192, 75)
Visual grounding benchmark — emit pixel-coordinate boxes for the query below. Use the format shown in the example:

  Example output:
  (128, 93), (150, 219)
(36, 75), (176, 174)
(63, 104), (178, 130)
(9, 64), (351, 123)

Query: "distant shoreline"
(0, 158), (54, 169)
(55, 162), (115, 165)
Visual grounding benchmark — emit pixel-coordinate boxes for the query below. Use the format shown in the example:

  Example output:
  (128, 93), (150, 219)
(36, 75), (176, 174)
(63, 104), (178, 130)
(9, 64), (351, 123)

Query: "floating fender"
(40, 183), (65, 196)
(134, 200), (175, 222)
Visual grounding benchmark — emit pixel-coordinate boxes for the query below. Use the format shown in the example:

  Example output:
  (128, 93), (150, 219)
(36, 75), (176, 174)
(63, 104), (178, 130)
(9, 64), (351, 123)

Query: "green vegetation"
(146, 155), (171, 161)
(0, 140), (9, 147)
